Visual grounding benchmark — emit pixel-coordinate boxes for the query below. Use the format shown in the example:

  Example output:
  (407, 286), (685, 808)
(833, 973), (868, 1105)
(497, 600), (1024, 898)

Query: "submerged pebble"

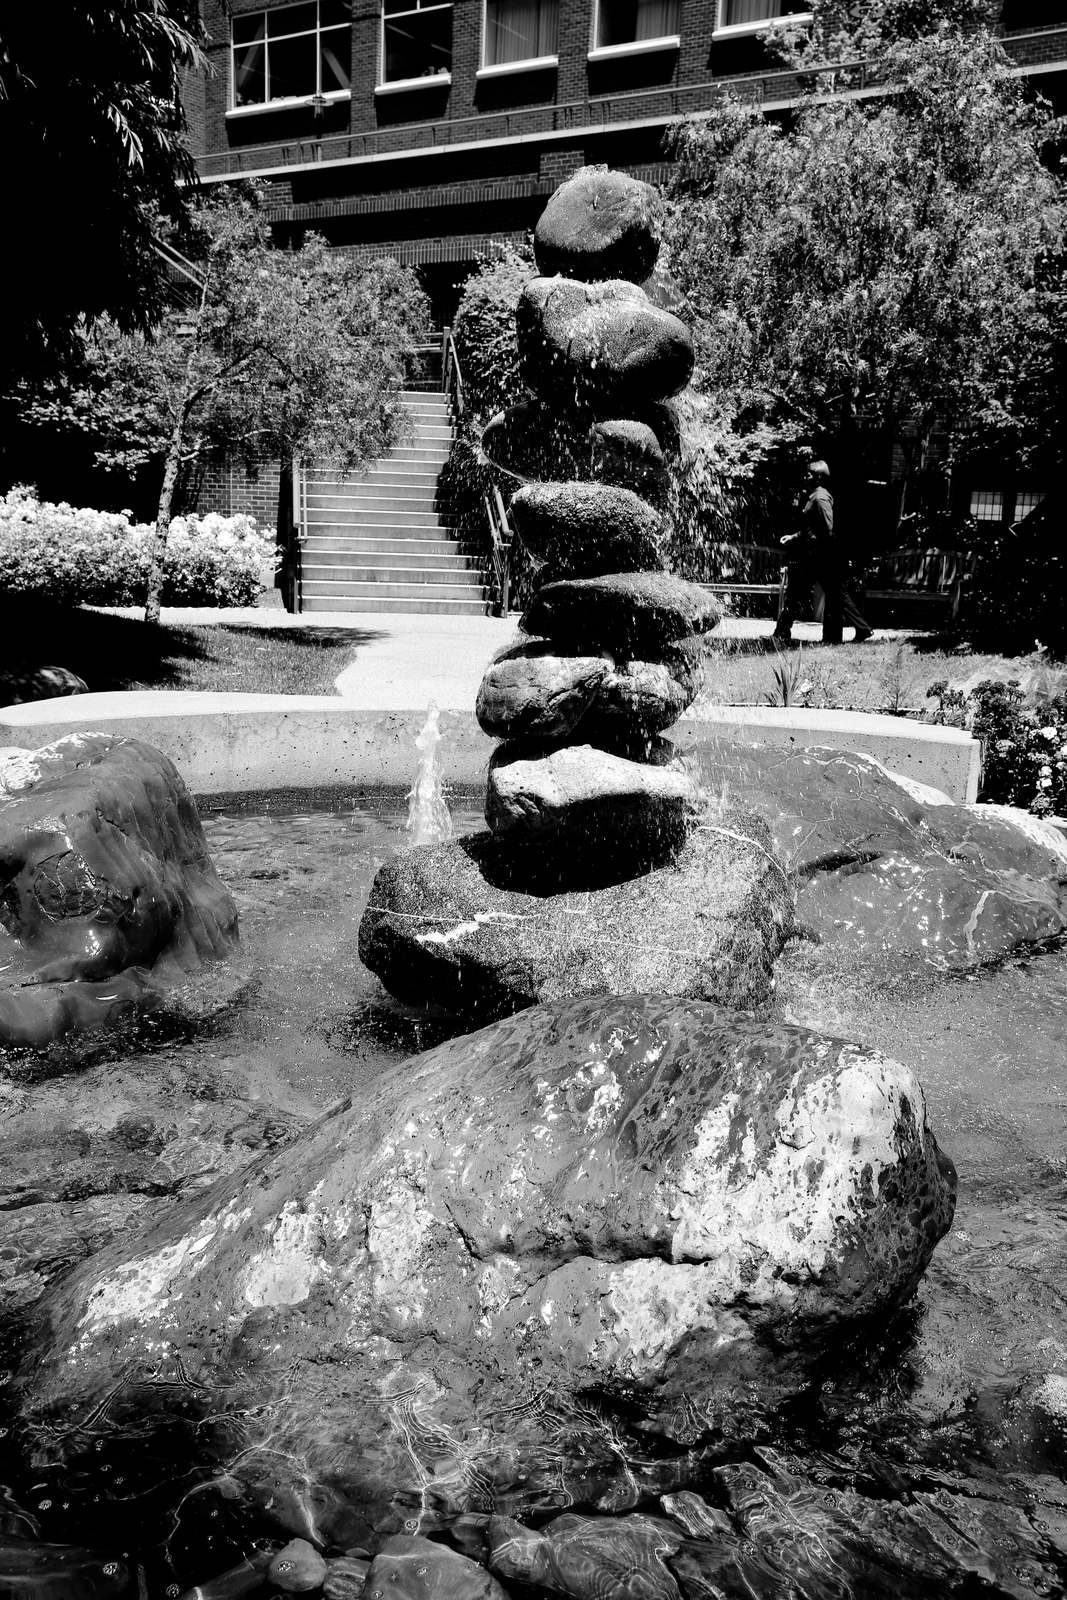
(267, 1540), (328, 1593)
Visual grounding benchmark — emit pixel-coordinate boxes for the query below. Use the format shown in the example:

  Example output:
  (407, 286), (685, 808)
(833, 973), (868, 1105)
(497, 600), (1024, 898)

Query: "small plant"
(763, 643), (809, 706)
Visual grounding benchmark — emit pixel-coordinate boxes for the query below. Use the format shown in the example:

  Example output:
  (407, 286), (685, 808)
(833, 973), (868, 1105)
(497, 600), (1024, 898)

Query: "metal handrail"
(441, 327), (465, 420)
(484, 486), (513, 618)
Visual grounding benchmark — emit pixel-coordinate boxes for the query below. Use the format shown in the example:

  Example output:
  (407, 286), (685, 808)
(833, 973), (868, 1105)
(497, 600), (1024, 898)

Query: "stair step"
(301, 550), (477, 571)
(302, 595), (488, 615)
(305, 511), (453, 531)
(302, 532), (469, 551)
(301, 578), (488, 601)
(302, 563), (482, 586)
(306, 488), (442, 507)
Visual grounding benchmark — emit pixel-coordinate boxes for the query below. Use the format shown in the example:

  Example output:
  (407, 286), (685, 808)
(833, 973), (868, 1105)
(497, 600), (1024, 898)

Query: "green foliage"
(663, 30), (1066, 545)
(26, 187), (429, 619)
(958, 500), (1067, 658)
(451, 245), (535, 423)
(771, 0), (998, 75)
(0, 488), (269, 608)
(0, 0), (206, 390)
(763, 643), (808, 706)
(927, 670), (1067, 814)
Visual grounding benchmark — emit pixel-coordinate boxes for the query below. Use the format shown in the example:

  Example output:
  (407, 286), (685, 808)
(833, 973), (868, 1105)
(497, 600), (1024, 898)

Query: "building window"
(594, 0), (680, 48)
(1014, 490), (1045, 521)
(970, 490), (1005, 522)
(382, 0), (453, 83)
(484, 0), (559, 66)
(232, 1), (351, 107)
(715, 0), (812, 33)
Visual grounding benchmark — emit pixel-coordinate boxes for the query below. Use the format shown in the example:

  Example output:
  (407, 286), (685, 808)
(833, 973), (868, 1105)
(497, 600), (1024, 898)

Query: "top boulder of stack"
(534, 165), (662, 284)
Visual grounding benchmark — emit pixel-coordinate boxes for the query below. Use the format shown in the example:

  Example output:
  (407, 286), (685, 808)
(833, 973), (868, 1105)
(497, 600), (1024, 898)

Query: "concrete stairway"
(298, 391), (488, 614)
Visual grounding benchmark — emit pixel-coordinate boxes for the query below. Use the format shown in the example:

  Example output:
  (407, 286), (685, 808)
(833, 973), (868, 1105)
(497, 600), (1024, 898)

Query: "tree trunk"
(144, 411), (186, 625)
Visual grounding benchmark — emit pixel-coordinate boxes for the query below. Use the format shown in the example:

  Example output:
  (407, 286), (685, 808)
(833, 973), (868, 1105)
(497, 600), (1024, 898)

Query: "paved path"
(89, 605), (908, 712)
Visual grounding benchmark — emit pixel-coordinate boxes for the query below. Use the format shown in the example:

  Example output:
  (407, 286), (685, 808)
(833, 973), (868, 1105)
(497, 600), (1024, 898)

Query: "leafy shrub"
(959, 499), (1067, 658)
(0, 487), (271, 607)
(451, 246), (534, 423)
(926, 668), (1067, 814)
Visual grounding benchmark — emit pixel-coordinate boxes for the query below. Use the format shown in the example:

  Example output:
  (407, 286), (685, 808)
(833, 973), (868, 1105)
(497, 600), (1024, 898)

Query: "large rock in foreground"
(0, 734), (238, 1045)
(18, 994), (955, 1546)
(359, 814), (792, 1019)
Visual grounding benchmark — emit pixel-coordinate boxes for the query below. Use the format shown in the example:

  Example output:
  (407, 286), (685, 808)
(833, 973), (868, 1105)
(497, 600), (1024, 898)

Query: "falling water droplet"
(406, 704), (454, 849)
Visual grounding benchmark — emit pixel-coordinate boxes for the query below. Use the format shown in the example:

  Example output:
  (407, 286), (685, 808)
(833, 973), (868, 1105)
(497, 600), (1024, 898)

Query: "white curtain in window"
(724, 0), (778, 24)
(635, 0), (680, 38)
(486, 0), (557, 63)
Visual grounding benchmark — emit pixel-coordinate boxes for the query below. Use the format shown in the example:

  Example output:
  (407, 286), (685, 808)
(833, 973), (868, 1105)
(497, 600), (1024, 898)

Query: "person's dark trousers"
(773, 559), (814, 639)
(819, 561), (872, 644)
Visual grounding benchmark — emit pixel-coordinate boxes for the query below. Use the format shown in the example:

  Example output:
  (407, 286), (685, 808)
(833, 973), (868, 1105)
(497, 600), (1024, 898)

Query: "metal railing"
(442, 327), (465, 421)
(484, 484), (513, 618)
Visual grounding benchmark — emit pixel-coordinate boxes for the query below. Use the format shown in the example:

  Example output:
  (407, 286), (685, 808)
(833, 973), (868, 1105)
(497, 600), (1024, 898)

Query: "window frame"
(228, 1), (352, 115)
(377, 0), (454, 93)
(587, 0), (681, 61)
(711, 0), (813, 41)
(478, 0), (559, 77)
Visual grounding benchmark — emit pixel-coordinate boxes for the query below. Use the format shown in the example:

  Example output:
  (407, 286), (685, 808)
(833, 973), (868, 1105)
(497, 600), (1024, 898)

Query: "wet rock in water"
(590, 419), (669, 504)
(0, 1541), (132, 1598)
(360, 816), (791, 1016)
(681, 744), (1067, 971)
(17, 993), (953, 1542)
(486, 1511), (682, 1600)
(533, 165), (662, 284)
(662, 1451), (1054, 1598)
(323, 1555), (371, 1600)
(523, 572), (720, 659)
(364, 1537), (506, 1600)
(268, 1539), (328, 1592)
(177, 1550), (273, 1599)
(485, 744), (697, 859)
(0, 664), (89, 705)
(517, 279), (694, 412)
(0, 733), (238, 1046)
(476, 651), (610, 741)
(509, 482), (664, 579)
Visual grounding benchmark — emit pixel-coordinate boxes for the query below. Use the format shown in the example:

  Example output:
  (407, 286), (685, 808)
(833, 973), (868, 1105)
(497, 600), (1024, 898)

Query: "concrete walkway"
(90, 605), (903, 713)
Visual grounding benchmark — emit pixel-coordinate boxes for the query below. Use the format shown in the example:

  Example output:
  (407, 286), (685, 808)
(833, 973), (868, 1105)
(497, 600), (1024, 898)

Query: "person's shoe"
(771, 630), (794, 645)
(853, 627), (874, 643)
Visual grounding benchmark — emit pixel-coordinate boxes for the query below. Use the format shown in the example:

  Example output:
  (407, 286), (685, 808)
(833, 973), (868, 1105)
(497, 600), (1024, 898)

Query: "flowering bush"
(926, 670), (1067, 816)
(0, 487), (271, 607)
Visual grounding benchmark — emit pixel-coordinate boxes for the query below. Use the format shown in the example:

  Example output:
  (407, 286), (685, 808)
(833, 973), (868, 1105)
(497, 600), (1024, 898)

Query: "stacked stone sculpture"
(477, 165), (718, 874)
(359, 167), (795, 1022)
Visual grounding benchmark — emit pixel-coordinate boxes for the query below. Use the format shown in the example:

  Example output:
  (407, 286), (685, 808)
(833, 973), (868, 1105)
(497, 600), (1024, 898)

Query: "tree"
(663, 28), (1067, 547)
(0, 1), (206, 392)
(31, 188), (430, 621)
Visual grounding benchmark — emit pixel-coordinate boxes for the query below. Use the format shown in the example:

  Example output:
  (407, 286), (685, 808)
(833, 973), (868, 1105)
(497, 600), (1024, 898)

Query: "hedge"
(0, 487), (272, 607)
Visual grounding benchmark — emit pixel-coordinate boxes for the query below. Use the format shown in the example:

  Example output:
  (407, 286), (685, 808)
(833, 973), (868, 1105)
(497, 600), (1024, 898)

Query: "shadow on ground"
(0, 603), (385, 697)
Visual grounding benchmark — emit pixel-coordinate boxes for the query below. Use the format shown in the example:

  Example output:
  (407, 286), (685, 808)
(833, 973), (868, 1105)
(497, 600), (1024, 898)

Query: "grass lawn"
(0, 603), (379, 697)
(695, 633), (1022, 716)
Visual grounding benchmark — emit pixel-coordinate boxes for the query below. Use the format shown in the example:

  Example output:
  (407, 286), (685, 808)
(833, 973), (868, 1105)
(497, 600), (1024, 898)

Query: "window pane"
(320, 0), (352, 24)
(724, 0), (778, 21)
(970, 490), (1005, 522)
(233, 12), (266, 46)
(384, 5), (452, 80)
(321, 27), (351, 89)
(234, 38), (267, 102)
(486, 0), (558, 62)
(1015, 491), (1045, 520)
(267, 31), (317, 95)
(268, 3), (318, 37)
(597, 0), (678, 45)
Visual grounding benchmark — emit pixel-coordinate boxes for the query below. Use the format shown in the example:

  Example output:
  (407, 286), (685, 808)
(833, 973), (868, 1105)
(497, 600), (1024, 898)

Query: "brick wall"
(195, 460), (282, 529)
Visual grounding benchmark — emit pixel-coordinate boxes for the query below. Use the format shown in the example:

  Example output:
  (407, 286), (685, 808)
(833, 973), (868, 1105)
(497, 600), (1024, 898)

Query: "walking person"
(773, 460), (874, 645)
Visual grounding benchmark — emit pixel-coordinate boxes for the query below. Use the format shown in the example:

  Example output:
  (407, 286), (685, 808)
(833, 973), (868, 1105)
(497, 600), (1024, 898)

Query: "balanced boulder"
(590, 418), (670, 503)
(522, 571), (720, 657)
(517, 278), (694, 411)
(485, 742), (697, 858)
(510, 480), (665, 577)
(476, 649), (610, 741)
(533, 165), (662, 283)
(359, 816), (792, 1017)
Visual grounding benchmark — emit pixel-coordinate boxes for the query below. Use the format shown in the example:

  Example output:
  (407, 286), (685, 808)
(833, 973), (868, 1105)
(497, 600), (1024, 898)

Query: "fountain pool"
(0, 788), (1065, 1599)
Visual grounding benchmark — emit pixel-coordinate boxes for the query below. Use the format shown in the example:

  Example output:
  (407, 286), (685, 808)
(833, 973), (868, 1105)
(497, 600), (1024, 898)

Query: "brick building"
(184, 0), (1067, 538)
